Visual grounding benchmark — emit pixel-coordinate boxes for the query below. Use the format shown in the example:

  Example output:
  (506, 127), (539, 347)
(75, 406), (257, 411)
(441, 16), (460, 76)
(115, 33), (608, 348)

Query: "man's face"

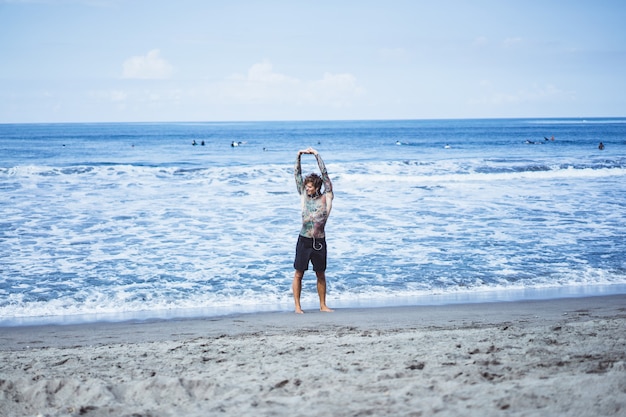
(305, 182), (318, 196)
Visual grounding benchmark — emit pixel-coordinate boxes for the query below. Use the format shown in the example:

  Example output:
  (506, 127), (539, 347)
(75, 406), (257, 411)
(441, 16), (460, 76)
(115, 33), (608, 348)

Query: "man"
(292, 147), (334, 314)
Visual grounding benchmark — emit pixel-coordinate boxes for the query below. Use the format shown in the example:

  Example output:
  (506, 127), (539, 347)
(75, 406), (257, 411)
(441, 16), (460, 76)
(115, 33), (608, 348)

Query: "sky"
(1, 0), (625, 123)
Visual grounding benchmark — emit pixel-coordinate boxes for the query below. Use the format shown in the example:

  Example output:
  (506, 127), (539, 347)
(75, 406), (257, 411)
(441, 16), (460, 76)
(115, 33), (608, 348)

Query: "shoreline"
(0, 294), (626, 352)
(1, 294), (625, 416)
(0, 293), (622, 346)
(0, 293), (623, 351)
(2, 282), (625, 328)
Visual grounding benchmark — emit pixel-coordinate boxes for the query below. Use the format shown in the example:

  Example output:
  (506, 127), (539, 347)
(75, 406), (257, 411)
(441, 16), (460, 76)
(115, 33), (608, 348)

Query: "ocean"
(1, 118), (625, 325)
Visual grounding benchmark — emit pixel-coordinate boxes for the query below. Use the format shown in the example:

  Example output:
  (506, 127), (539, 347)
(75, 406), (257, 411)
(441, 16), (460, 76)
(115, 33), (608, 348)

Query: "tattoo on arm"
(295, 154), (303, 194)
(315, 154), (332, 194)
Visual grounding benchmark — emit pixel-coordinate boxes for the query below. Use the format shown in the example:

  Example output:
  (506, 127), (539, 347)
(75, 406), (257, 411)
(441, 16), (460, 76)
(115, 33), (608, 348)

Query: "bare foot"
(320, 306), (334, 312)
(295, 308), (304, 314)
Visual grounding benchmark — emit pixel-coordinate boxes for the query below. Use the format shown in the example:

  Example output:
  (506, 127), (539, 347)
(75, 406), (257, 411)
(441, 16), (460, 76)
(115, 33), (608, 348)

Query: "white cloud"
(224, 60), (364, 107)
(122, 49), (173, 80)
(228, 59), (298, 84)
(249, 60), (297, 83)
(86, 60), (363, 120)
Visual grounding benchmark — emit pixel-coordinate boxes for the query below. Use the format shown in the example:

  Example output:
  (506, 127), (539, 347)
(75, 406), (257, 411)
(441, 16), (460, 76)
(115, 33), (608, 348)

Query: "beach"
(1, 295), (625, 417)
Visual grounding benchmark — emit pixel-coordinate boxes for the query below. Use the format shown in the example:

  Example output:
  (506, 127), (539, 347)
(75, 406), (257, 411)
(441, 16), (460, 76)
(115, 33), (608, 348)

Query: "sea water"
(1, 119), (625, 325)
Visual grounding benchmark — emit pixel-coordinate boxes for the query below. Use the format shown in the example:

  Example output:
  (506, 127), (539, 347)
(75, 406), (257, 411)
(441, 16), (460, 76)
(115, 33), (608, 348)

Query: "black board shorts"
(294, 235), (327, 272)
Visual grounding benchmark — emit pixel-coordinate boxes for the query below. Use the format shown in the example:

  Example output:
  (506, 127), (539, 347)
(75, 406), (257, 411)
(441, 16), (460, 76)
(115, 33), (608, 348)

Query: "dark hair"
(304, 173), (323, 191)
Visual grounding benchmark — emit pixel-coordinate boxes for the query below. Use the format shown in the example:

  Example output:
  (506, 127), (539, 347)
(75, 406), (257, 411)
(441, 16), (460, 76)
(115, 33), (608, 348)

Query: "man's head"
(304, 173), (323, 196)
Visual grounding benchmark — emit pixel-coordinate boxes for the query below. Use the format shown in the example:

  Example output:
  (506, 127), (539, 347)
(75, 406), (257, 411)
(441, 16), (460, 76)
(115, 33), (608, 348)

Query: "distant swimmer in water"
(192, 140), (197, 146)
(599, 142), (605, 150)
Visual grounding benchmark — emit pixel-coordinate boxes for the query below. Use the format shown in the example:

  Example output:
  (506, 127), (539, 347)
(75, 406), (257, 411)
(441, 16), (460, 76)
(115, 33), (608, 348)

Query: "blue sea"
(1, 119), (625, 326)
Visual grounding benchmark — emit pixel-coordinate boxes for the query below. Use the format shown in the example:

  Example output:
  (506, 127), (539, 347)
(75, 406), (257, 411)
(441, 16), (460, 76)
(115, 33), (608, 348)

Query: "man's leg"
(292, 269), (305, 314)
(315, 270), (334, 312)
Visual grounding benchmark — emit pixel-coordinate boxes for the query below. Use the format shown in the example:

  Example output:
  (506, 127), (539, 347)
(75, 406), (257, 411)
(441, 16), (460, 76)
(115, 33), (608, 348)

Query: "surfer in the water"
(292, 147), (334, 314)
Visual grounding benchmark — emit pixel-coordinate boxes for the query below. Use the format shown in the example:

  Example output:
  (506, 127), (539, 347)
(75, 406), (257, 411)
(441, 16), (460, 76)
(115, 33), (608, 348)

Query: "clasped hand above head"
(299, 147), (318, 155)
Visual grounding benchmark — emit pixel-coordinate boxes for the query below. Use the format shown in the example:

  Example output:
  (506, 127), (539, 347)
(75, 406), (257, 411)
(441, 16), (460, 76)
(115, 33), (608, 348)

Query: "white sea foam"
(1, 120), (625, 324)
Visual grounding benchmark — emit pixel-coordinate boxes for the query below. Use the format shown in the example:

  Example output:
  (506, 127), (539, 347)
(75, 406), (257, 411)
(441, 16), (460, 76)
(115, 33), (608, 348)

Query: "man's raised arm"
(313, 150), (332, 196)
(294, 150), (304, 194)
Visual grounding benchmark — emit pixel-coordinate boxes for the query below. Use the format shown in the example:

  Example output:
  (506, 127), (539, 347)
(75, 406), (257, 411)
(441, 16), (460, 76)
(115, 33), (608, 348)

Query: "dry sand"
(1, 295), (625, 417)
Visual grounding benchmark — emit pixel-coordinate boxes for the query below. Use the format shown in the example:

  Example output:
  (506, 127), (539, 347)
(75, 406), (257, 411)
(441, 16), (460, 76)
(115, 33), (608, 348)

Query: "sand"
(1, 294), (625, 417)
